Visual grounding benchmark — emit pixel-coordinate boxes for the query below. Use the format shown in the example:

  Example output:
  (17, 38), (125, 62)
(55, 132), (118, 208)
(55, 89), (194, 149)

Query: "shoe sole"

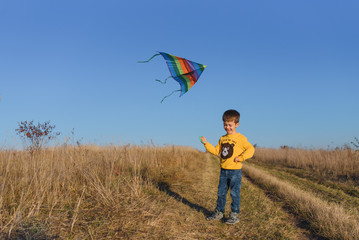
(206, 217), (223, 221)
(225, 220), (239, 224)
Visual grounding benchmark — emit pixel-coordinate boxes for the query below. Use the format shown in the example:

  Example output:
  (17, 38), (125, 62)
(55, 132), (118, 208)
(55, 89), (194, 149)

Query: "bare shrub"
(15, 120), (60, 153)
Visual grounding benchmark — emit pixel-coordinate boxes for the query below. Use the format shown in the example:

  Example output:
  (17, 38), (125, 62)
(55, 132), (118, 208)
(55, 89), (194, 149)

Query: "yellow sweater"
(204, 133), (255, 170)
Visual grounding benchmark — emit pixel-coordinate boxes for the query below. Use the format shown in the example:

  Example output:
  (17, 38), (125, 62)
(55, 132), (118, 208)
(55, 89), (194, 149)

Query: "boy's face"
(223, 121), (239, 135)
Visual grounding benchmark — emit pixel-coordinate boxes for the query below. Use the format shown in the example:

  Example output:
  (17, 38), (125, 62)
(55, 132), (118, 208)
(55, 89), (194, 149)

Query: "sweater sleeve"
(204, 140), (221, 156)
(238, 138), (255, 162)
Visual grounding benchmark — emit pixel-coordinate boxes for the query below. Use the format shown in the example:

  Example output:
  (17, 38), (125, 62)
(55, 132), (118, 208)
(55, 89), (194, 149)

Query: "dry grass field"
(249, 147), (359, 240)
(0, 145), (358, 239)
(253, 147), (359, 183)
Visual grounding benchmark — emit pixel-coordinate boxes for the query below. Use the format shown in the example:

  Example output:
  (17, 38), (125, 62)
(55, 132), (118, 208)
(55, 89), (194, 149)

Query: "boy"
(201, 109), (255, 224)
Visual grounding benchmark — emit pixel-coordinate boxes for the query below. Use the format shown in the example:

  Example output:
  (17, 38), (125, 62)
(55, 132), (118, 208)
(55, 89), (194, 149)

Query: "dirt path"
(161, 155), (315, 239)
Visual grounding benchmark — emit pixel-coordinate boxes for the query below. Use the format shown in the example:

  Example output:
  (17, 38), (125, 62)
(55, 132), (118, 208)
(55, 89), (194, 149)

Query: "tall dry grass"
(0, 145), (203, 239)
(254, 148), (359, 181)
(243, 164), (359, 240)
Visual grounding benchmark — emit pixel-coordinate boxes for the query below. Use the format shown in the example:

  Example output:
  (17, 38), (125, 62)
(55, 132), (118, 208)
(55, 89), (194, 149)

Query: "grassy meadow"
(0, 145), (358, 239)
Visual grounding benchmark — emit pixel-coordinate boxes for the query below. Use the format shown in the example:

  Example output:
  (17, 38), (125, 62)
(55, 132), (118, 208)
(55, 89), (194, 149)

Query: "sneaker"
(225, 212), (239, 224)
(206, 209), (224, 221)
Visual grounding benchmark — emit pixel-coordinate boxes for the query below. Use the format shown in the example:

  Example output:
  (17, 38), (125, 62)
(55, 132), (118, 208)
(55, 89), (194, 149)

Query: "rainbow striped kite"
(138, 52), (206, 102)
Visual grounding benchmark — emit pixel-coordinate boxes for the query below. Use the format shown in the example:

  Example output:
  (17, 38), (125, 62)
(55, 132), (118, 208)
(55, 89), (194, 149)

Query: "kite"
(138, 52), (206, 102)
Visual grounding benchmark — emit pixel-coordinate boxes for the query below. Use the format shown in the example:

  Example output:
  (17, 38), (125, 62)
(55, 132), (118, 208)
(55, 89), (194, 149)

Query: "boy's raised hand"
(200, 136), (207, 144)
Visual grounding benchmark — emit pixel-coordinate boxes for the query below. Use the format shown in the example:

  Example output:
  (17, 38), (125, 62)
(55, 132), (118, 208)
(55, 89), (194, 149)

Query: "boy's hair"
(222, 109), (240, 123)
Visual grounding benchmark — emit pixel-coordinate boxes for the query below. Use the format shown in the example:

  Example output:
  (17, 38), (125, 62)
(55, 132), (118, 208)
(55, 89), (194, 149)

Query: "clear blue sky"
(1, 0), (358, 150)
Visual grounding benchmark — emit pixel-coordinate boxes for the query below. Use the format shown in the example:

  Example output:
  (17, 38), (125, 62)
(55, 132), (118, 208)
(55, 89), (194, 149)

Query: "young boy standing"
(201, 109), (255, 224)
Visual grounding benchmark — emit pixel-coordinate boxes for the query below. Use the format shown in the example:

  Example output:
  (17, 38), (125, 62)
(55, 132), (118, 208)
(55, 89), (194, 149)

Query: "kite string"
(160, 90), (181, 103)
(137, 53), (161, 63)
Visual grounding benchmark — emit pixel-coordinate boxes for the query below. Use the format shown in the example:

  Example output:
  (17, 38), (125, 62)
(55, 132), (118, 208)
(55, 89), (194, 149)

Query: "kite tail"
(160, 90), (181, 103)
(155, 76), (172, 84)
(137, 53), (161, 63)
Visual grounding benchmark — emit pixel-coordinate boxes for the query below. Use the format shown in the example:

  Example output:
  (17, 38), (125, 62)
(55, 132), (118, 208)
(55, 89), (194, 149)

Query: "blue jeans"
(216, 169), (242, 213)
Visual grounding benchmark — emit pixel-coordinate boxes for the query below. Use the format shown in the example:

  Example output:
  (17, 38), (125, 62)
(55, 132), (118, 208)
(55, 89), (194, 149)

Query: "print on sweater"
(221, 143), (234, 159)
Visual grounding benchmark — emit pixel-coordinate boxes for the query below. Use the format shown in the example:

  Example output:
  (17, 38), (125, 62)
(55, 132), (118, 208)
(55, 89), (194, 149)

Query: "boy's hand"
(200, 136), (207, 144)
(235, 154), (244, 162)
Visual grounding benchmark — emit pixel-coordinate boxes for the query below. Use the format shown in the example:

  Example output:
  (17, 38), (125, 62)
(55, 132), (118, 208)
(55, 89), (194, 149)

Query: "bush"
(15, 120), (60, 153)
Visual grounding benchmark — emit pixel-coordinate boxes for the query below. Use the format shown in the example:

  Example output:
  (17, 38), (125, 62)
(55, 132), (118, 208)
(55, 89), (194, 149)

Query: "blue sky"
(1, 0), (358, 150)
